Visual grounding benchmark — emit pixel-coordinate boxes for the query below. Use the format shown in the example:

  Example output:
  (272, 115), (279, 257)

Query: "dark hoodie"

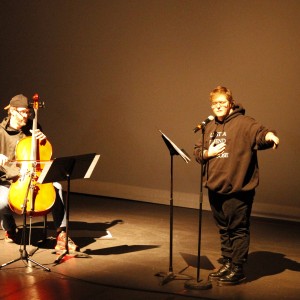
(194, 104), (275, 194)
(0, 117), (40, 184)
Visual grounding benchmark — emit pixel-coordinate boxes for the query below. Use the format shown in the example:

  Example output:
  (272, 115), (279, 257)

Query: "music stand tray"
(159, 130), (191, 163)
(38, 153), (100, 264)
(38, 153), (100, 184)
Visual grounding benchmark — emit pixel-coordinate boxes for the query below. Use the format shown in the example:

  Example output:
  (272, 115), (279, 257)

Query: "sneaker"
(55, 231), (79, 252)
(4, 229), (17, 243)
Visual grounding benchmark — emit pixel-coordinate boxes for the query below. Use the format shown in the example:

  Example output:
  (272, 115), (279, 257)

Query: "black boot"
(217, 264), (246, 286)
(208, 258), (232, 281)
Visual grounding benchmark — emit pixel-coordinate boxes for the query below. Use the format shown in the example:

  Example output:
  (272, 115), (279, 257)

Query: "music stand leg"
(155, 155), (192, 285)
(54, 174), (70, 264)
(53, 174), (90, 264)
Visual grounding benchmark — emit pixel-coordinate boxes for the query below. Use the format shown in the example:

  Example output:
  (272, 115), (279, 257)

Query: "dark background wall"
(0, 0), (299, 221)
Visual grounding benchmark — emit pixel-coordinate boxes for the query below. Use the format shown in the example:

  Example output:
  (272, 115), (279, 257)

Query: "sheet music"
(159, 130), (191, 163)
(37, 161), (53, 183)
(84, 154), (100, 178)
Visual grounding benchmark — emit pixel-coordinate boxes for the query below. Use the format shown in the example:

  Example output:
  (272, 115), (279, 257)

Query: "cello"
(8, 93), (56, 216)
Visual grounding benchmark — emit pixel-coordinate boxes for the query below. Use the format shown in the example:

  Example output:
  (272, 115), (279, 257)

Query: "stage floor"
(0, 193), (299, 300)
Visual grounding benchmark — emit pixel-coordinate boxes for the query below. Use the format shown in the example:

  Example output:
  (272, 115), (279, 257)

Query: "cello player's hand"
(0, 154), (8, 166)
(30, 129), (47, 141)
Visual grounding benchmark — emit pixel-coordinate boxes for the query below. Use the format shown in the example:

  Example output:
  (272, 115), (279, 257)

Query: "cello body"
(8, 94), (56, 216)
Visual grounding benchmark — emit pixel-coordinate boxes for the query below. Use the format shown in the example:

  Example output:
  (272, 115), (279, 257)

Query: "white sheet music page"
(37, 161), (53, 183)
(159, 130), (191, 163)
(85, 154), (101, 178)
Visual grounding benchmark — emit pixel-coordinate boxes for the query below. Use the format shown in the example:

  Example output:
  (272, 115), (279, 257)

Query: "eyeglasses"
(211, 100), (229, 108)
(15, 108), (31, 116)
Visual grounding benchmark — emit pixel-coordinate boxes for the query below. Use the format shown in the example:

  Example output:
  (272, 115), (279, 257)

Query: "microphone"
(193, 115), (214, 133)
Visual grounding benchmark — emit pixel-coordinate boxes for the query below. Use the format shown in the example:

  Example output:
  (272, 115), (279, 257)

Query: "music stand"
(155, 130), (192, 285)
(37, 153), (100, 264)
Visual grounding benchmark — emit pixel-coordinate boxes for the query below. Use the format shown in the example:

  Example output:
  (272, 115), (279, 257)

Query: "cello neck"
(30, 94), (39, 161)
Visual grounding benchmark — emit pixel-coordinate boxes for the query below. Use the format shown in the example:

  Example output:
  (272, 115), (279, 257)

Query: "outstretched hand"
(265, 132), (279, 149)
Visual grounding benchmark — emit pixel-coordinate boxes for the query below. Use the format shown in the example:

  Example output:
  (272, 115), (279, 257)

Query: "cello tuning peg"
(39, 101), (45, 108)
(29, 101), (45, 109)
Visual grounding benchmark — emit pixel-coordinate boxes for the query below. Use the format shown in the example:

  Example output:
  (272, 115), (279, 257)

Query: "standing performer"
(193, 86), (279, 285)
(0, 94), (78, 252)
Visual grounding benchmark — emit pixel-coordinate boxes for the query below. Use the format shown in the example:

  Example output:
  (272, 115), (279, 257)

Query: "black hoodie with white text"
(194, 104), (275, 195)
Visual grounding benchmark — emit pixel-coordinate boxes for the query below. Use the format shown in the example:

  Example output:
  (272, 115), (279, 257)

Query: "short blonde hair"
(210, 86), (233, 104)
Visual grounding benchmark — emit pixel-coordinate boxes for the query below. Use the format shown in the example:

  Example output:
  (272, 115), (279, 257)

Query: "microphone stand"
(184, 125), (212, 290)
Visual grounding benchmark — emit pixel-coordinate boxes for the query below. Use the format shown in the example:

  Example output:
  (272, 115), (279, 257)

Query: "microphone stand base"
(155, 271), (192, 286)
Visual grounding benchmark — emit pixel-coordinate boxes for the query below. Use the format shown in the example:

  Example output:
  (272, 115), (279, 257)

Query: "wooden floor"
(0, 193), (299, 300)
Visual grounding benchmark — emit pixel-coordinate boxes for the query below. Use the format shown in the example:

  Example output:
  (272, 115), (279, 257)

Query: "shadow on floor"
(245, 251), (300, 282)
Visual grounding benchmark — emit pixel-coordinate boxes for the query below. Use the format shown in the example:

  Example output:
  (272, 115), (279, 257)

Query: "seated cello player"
(0, 94), (78, 252)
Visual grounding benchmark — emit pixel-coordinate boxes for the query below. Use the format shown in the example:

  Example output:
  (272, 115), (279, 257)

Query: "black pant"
(208, 189), (254, 265)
